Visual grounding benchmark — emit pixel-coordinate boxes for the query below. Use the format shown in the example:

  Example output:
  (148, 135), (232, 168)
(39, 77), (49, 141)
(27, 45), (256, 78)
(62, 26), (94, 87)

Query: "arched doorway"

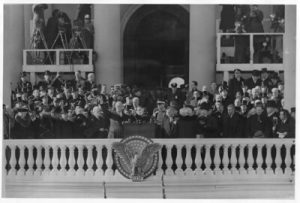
(123, 5), (189, 88)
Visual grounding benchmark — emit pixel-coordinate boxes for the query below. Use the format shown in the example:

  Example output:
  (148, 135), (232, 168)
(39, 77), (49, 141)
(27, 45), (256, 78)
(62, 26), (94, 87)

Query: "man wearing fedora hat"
(265, 100), (279, 138)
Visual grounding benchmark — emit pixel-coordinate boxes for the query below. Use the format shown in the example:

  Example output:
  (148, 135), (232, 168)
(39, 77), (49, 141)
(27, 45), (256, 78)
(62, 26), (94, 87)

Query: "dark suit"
(84, 115), (109, 138)
(228, 77), (244, 100)
(222, 112), (242, 138)
(246, 113), (268, 138)
(196, 115), (218, 138)
(245, 78), (262, 89)
(161, 116), (178, 138)
(177, 116), (197, 138)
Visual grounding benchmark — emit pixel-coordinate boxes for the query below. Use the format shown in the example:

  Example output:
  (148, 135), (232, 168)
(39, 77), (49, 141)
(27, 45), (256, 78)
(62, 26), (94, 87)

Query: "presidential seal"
(112, 135), (162, 182)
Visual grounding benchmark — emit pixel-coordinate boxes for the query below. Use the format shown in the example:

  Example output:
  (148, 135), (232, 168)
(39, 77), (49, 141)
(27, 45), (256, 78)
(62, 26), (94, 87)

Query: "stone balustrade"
(3, 138), (295, 198)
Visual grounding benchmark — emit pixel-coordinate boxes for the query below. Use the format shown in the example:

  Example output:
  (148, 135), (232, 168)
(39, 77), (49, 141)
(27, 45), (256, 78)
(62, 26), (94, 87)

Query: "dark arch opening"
(123, 5), (190, 88)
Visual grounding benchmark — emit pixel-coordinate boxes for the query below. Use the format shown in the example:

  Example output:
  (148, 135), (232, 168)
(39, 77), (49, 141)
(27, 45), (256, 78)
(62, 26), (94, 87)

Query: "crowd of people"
(3, 68), (295, 139)
(219, 4), (284, 33)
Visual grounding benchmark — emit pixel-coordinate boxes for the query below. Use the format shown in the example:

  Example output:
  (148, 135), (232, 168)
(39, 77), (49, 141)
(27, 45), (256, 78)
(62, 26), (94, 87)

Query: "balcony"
(3, 138), (295, 198)
(216, 33), (284, 81)
(23, 49), (94, 83)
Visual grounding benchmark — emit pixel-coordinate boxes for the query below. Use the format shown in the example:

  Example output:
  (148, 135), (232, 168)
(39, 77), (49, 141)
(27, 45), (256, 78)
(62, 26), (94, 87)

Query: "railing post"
(42, 145), (51, 175)
(95, 145), (104, 176)
(34, 145), (43, 176)
(222, 145), (230, 175)
(56, 50), (60, 65)
(156, 145), (164, 176)
(165, 144), (174, 176)
(67, 145), (76, 176)
(23, 50), (27, 65)
(50, 145), (59, 175)
(204, 144), (213, 175)
(256, 144), (264, 175)
(184, 145), (193, 175)
(214, 144), (222, 175)
(194, 144), (203, 175)
(175, 144), (184, 175)
(230, 145), (238, 175)
(239, 144), (247, 175)
(247, 144), (255, 175)
(105, 145), (114, 176)
(17, 145), (26, 176)
(275, 144), (283, 175)
(284, 144), (292, 175)
(86, 145), (94, 176)
(250, 34), (254, 64)
(26, 145), (34, 176)
(89, 50), (92, 65)
(76, 145), (85, 176)
(265, 144), (273, 175)
(59, 145), (67, 176)
(8, 145), (16, 176)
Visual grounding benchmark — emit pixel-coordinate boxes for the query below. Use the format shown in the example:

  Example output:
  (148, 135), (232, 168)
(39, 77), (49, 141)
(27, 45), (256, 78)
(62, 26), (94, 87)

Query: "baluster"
(222, 145), (230, 175)
(284, 144), (292, 175)
(59, 145), (67, 176)
(105, 146), (114, 176)
(8, 145), (16, 176)
(204, 144), (213, 175)
(67, 145), (76, 176)
(26, 145), (34, 176)
(214, 144), (222, 175)
(156, 145), (164, 176)
(247, 144), (255, 175)
(194, 145), (203, 175)
(76, 145), (85, 176)
(34, 145), (43, 176)
(239, 144), (247, 175)
(175, 144), (184, 175)
(50, 145), (59, 175)
(165, 144), (174, 176)
(230, 145), (238, 175)
(184, 145), (193, 175)
(275, 144), (283, 175)
(86, 145), (94, 176)
(265, 144), (273, 175)
(17, 145), (26, 176)
(95, 145), (104, 176)
(256, 144), (264, 175)
(42, 145), (51, 175)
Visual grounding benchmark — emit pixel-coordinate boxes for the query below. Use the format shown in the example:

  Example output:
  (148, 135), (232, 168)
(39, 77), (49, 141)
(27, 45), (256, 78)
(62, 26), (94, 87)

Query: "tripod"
(29, 28), (53, 64)
(49, 30), (71, 64)
(68, 30), (88, 64)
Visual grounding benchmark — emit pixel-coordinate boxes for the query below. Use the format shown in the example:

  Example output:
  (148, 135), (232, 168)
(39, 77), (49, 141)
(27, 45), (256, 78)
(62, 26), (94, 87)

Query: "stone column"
(93, 5), (122, 88)
(3, 5), (25, 106)
(283, 5), (296, 110)
(189, 5), (216, 89)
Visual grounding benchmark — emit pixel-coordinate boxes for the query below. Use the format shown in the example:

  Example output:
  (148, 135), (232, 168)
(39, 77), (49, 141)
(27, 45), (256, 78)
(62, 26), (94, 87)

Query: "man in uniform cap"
(245, 70), (262, 89)
(167, 83), (184, 107)
(152, 100), (166, 138)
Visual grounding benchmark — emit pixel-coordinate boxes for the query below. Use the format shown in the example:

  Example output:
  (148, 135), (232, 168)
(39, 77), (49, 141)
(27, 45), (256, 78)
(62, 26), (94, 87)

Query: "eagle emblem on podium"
(112, 136), (161, 182)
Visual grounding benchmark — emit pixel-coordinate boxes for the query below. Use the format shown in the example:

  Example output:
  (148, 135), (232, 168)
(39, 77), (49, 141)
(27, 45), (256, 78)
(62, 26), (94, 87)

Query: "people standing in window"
(247, 5), (264, 33)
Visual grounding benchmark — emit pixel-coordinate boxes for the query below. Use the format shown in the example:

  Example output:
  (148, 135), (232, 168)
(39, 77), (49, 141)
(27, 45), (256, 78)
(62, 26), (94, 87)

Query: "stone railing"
(3, 138), (295, 198)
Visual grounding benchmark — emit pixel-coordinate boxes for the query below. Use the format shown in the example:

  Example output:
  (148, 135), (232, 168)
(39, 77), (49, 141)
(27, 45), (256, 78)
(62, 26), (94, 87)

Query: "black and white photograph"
(1, 0), (298, 200)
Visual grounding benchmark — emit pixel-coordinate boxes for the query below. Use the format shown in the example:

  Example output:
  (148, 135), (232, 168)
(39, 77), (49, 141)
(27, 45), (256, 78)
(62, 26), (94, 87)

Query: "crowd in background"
(3, 68), (295, 139)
